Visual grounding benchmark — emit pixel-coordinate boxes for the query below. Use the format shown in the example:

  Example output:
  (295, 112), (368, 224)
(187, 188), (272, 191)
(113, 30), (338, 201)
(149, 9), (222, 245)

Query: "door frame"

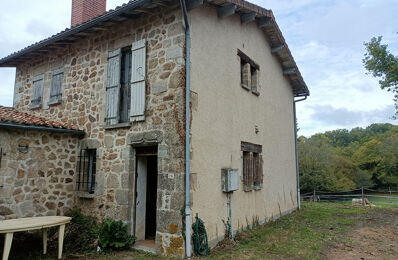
(129, 144), (158, 240)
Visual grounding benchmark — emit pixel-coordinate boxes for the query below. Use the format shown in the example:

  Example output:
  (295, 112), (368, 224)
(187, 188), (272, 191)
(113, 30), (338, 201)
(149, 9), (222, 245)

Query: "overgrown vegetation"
(64, 209), (98, 253)
(299, 123), (398, 192)
(97, 219), (135, 250)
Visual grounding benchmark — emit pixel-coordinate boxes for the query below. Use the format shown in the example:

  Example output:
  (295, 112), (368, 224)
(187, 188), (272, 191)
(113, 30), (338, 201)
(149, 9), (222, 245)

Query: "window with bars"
(238, 50), (260, 96)
(31, 74), (44, 109)
(49, 68), (64, 105)
(77, 149), (96, 194)
(241, 142), (263, 191)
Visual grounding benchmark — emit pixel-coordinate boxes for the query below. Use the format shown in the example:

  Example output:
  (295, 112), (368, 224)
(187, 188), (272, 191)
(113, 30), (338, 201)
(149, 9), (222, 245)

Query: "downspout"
(293, 95), (307, 210)
(179, 0), (191, 258)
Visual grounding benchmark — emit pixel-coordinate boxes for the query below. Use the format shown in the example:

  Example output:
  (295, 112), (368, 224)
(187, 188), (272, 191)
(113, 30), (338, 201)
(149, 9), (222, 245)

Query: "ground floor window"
(241, 142), (263, 191)
(77, 148), (96, 193)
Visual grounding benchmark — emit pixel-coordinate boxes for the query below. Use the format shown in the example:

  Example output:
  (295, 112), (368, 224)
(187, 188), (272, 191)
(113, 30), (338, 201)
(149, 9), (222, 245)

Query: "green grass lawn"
(208, 202), (369, 260)
(3, 202), (397, 260)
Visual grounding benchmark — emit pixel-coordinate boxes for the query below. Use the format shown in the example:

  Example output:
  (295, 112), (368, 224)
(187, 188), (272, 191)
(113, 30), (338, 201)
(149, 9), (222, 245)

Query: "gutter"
(0, 122), (85, 137)
(293, 94), (307, 210)
(179, 0), (192, 258)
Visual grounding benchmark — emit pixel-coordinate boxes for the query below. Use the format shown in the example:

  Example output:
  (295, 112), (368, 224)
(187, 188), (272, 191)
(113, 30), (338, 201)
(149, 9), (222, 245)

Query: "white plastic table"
(0, 216), (71, 260)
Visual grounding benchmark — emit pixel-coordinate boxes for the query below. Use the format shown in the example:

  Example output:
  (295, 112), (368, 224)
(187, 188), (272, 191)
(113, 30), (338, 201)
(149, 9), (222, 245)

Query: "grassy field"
(3, 202), (397, 259)
(209, 202), (369, 259)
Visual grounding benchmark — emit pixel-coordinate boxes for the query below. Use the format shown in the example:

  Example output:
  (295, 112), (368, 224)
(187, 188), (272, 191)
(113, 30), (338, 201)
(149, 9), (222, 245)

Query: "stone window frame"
(241, 141), (263, 191)
(76, 139), (101, 198)
(238, 49), (260, 96)
(76, 148), (97, 195)
(104, 46), (133, 129)
(105, 39), (147, 128)
(48, 68), (64, 106)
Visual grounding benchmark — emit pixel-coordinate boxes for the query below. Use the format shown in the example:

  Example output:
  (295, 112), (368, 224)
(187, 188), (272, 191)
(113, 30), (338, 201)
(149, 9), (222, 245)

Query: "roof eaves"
(0, 122), (86, 136)
(0, 0), (152, 67)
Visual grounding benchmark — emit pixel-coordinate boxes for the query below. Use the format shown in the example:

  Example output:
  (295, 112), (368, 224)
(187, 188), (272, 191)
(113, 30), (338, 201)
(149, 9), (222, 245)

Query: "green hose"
(192, 214), (210, 256)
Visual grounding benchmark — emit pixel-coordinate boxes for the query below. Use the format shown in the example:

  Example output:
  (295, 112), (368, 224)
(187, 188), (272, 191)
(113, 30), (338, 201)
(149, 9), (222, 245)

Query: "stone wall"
(10, 3), (186, 256)
(0, 129), (79, 220)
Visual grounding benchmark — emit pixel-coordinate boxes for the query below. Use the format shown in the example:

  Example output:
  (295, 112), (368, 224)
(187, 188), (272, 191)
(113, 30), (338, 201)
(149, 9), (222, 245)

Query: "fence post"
(361, 187), (364, 206)
(389, 186), (392, 203)
(313, 189), (316, 202)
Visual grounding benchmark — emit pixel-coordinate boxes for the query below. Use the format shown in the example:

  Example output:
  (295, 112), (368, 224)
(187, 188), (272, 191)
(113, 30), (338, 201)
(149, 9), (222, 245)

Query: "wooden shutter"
(251, 68), (258, 94)
(31, 74), (44, 108)
(130, 39), (146, 122)
(253, 153), (263, 189)
(106, 49), (121, 125)
(49, 68), (63, 104)
(259, 155), (263, 187)
(241, 62), (251, 90)
(243, 152), (253, 191)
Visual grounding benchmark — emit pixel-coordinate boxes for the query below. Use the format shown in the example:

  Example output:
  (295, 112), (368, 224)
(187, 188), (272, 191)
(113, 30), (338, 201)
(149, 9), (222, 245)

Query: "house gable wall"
(189, 4), (297, 243)
(9, 4), (186, 256)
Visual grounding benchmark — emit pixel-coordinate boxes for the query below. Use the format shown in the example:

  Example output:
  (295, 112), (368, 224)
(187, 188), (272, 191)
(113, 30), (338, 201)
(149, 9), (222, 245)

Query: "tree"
(363, 36), (398, 118)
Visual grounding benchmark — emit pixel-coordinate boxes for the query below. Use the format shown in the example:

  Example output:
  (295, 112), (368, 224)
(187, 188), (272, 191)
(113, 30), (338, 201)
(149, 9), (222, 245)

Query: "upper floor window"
(238, 50), (260, 96)
(30, 74), (44, 109)
(49, 68), (64, 105)
(241, 142), (263, 191)
(120, 48), (132, 123)
(105, 39), (146, 126)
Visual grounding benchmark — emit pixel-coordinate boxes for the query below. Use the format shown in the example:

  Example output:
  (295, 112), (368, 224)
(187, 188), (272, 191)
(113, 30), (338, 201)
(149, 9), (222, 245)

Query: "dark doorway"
(145, 156), (157, 239)
(134, 146), (157, 244)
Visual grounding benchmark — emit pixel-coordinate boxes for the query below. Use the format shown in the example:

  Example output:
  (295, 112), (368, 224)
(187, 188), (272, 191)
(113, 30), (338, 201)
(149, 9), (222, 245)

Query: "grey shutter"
(106, 49), (121, 125)
(49, 68), (63, 104)
(130, 39), (146, 122)
(31, 74), (44, 108)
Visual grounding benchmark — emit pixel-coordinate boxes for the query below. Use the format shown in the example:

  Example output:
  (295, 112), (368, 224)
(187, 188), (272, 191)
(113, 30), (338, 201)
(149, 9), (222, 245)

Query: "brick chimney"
(71, 0), (106, 27)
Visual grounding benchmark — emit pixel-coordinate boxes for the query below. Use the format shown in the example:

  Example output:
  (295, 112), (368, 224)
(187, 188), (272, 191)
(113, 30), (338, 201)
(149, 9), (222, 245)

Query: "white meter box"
(221, 168), (239, 192)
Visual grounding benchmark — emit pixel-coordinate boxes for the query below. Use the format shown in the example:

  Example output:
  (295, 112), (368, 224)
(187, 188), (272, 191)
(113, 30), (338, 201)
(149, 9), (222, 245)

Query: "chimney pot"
(71, 0), (106, 27)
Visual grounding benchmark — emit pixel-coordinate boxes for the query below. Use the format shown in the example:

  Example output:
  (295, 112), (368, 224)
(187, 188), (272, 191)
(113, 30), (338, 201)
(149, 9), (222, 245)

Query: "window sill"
(241, 84), (251, 91)
(48, 99), (62, 106)
(30, 104), (42, 110)
(76, 191), (95, 199)
(252, 90), (260, 96)
(253, 186), (262, 191)
(104, 122), (132, 130)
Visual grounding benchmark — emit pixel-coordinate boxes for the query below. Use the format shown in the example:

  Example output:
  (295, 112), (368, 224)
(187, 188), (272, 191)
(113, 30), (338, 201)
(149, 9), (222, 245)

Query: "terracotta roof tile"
(0, 106), (81, 131)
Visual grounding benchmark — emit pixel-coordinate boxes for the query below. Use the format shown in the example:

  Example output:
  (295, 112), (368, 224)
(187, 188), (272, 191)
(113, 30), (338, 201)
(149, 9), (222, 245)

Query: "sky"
(0, 0), (397, 136)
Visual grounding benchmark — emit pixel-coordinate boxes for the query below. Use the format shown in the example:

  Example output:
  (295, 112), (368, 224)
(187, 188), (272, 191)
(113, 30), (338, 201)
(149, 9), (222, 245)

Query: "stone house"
(0, 0), (309, 257)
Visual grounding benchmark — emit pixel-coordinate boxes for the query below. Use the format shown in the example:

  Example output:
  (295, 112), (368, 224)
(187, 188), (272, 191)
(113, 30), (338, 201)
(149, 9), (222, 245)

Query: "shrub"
(64, 209), (98, 253)
(97, 219), (135, 251)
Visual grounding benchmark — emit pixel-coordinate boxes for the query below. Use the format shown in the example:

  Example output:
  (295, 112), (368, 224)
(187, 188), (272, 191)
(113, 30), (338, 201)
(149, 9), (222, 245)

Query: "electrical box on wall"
(221, 168), (239, 192)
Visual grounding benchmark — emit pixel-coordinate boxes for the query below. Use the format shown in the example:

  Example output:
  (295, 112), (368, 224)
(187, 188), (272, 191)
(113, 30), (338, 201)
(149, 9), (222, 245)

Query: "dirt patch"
(324, 208), (398, 260)
(212, 238), (236, 252)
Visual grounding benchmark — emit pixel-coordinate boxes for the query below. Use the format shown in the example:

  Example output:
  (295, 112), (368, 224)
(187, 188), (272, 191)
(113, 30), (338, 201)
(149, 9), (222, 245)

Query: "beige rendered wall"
(189, 4), (298, 242)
